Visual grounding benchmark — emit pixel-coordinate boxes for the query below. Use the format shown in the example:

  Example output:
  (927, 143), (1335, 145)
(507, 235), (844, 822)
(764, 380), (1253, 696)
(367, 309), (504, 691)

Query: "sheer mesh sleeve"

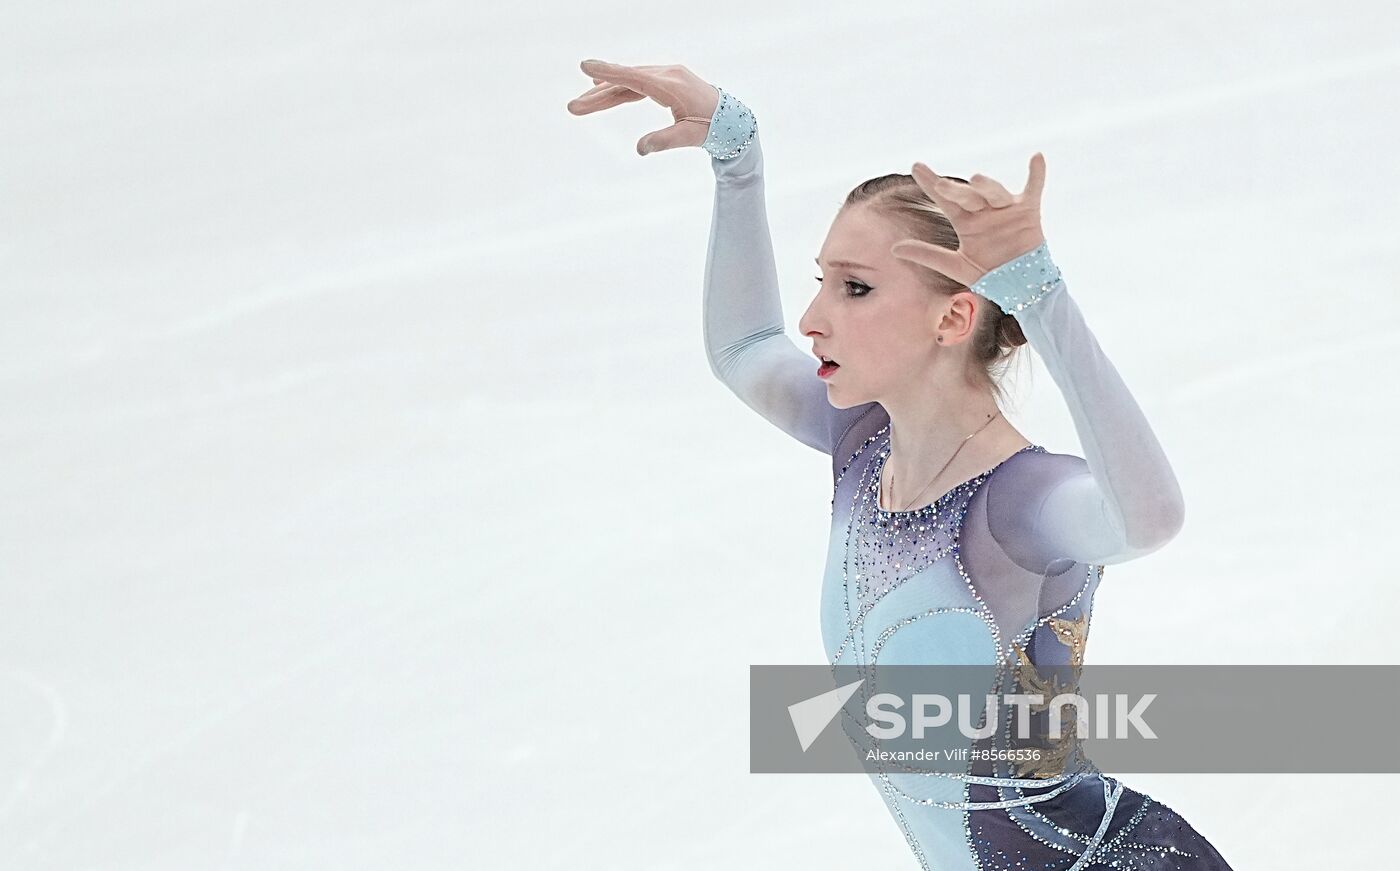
(702, 92), (876, 456)
(979, 243), (1186, 569)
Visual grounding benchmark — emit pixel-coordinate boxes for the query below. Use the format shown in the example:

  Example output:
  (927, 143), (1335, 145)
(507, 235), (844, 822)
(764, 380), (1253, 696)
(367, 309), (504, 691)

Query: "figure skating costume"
(700, 86), (1233, 871)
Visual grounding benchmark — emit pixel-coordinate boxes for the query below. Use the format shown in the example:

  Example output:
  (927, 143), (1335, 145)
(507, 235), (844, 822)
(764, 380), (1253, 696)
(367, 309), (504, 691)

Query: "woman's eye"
(813, 276), (872, 297)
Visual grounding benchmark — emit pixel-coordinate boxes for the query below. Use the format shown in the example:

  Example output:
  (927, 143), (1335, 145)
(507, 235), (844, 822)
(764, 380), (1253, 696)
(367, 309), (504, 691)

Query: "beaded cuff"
(703, 86), (757, 160)
(971, 240), (1064, 315)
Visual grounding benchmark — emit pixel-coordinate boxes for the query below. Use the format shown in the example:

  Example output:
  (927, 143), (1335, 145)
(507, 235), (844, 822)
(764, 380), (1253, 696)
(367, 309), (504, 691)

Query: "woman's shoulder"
(987, 445), (1092, 509)
(994, 444), (1088, 489)
(974, 446), (1090, 572)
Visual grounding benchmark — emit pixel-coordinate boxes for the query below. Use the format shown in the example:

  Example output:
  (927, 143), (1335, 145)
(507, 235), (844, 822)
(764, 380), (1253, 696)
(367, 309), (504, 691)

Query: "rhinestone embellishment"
(703, 86), (757, 161)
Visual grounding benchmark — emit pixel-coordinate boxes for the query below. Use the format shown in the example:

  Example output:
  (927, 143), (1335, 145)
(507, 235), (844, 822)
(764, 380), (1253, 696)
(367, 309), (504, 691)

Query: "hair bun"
(996, 312), (1028, 348)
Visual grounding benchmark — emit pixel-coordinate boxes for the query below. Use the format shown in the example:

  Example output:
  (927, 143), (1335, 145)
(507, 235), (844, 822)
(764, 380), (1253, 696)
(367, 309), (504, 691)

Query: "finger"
(573, 80), (616, 100)
(910, 163), (969, 219)
(889, 239), (980, 288)
(891, 239), (994, 287)
(590, 66), (665, 84)
(913, 162), (988, 212)
(1022, 152), (1047, 203)
(638, 120), (704, 155)
(967, 174), (1015, 208)
(579, 59), (688, 113)
(588, 64), (674, 77)
(567, 84), (645, 115)
(932, 175), (988, 211)
(580, 59), (655, 96)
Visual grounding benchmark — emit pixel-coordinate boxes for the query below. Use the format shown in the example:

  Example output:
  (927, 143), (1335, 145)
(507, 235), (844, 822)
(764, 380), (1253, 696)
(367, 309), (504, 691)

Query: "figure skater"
(568, 59), (1233, 871)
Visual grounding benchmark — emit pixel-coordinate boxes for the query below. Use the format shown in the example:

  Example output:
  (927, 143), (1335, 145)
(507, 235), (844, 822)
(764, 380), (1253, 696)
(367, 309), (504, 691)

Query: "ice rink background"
(3, 1), (1396, 868)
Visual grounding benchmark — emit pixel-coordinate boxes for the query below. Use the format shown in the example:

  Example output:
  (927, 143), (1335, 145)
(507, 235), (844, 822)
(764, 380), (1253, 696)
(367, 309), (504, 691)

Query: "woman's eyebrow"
(815, 257), (877, 270)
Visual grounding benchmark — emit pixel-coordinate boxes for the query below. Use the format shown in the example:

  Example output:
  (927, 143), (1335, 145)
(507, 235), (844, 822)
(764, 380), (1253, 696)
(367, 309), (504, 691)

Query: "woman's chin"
(824, 382), (870, 409)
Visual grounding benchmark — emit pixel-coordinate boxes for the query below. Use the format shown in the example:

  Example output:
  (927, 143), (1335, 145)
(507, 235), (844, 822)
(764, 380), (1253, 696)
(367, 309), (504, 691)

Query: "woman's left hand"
(890, 153), (1047, 288)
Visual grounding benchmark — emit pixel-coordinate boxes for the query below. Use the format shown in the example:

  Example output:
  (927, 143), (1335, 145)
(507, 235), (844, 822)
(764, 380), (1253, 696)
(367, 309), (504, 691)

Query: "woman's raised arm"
(976, 247), (1187, 566)
(568, 60), (874, 456)
(701, 93), (876, 455)
(891, 159), (1185, 567)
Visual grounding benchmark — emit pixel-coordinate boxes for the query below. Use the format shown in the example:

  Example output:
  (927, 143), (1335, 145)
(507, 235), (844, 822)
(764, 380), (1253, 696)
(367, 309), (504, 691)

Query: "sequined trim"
(828, 426), (1039, 666)
(825, 426), (1135, 869)
(972, 240), (1063, 315)
(703, 86), (756, 161)
(997, 566), (1123, 863)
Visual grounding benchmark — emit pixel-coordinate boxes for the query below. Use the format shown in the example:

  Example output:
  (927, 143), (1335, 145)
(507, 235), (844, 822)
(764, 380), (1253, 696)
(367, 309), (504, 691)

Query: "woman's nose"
(799, 293), (827, 338)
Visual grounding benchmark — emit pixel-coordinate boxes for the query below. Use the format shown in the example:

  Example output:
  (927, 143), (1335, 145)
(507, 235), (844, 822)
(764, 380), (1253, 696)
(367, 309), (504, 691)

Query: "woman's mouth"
(817, 356), (840, 378)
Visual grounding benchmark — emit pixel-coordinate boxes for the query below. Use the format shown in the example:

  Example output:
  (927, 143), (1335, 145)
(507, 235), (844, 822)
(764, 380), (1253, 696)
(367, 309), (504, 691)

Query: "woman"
(568, 59), (1233, 871)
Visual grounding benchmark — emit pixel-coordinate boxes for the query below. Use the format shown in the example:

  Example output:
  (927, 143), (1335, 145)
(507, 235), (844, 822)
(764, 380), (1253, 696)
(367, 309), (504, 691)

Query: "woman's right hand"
(566, 59), (720, 156)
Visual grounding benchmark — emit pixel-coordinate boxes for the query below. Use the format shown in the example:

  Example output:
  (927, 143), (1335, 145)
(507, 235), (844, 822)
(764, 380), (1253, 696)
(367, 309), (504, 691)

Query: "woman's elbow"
(1127, 494), (1185, 552)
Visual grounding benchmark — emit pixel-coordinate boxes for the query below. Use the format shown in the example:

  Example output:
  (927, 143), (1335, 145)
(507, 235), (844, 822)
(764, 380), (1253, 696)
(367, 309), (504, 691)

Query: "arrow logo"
(788, 678), (865, 752)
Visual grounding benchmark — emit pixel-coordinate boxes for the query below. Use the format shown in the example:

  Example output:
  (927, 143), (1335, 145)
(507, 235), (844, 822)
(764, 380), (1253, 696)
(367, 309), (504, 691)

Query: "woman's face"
(800, 204), (966, 409)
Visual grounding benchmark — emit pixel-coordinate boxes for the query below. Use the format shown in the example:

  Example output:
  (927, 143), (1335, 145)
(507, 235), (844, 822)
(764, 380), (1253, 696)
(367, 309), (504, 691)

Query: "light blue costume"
(701, 86), (1233, 871)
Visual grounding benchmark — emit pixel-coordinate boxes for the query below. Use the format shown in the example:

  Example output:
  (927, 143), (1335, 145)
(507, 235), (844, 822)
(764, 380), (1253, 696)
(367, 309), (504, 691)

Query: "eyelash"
(813, 276), (872, 297)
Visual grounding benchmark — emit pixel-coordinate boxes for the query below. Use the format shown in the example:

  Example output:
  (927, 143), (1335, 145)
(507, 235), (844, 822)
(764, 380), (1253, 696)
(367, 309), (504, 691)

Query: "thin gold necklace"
(883, 411), (1001, 512)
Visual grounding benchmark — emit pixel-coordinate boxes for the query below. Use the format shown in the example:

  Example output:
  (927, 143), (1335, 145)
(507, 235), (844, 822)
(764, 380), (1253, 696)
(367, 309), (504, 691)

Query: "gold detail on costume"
(1049, 613), (1089, 670)
(1014, 724), (1077, 779)
(1011, 642), (1077, 706)
(1007, 617), (1090, 779)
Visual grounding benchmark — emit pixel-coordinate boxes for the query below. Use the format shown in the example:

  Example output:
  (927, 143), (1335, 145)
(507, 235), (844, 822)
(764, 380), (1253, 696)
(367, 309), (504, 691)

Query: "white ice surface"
(2, 1), (1396, 868)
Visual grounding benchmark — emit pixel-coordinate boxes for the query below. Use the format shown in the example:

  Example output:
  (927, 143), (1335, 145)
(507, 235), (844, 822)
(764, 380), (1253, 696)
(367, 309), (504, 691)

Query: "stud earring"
(936, 335), (944, 343)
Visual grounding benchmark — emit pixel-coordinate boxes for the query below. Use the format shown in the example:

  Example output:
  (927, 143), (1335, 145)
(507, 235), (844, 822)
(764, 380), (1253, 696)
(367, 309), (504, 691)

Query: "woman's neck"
(881, 381), (1030, 508)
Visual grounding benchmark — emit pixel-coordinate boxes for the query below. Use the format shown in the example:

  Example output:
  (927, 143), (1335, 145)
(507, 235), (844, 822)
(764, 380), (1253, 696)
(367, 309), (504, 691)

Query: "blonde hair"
(842, 174), (1027, 406)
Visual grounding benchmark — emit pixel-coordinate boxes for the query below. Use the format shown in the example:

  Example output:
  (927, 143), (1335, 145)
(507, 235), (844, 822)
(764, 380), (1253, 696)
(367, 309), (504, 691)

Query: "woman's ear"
(932, 291), (979, 345)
